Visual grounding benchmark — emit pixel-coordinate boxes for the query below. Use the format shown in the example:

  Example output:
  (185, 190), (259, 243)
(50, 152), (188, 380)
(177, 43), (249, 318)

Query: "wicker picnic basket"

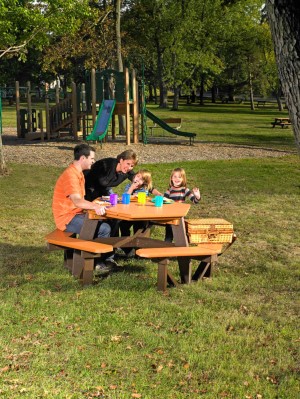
(185, 218), (234, 244)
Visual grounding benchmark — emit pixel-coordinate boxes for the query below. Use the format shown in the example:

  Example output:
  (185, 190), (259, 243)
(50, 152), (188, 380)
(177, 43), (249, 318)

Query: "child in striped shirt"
(164, 167), (201, 242)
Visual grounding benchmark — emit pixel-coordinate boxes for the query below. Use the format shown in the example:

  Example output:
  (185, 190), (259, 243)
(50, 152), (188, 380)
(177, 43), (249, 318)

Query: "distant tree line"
(0, 1), (278, 107)
(0, 0), (299, 154)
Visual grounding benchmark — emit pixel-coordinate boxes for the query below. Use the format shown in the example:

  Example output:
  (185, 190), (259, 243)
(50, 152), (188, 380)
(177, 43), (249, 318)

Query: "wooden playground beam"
(132, 69), (139, 144)
(15, 81), (21, 138)
(125, 67), (130, 145)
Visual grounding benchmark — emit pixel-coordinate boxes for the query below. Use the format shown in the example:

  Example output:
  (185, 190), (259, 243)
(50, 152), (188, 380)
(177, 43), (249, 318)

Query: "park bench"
(149, 118), (182, 136)
(257, 100), (267, 107)
(136, 244), (223, 291)
(271, 117), (291, 128)
(45, 229), (113, 284)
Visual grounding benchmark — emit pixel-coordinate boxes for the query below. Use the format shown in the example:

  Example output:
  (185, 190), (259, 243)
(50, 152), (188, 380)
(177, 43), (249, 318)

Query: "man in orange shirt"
(52, 143), (114, 274)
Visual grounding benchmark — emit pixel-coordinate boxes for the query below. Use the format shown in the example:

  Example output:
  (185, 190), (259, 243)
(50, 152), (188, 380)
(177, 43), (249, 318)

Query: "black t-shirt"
(84, 157), (135, 201)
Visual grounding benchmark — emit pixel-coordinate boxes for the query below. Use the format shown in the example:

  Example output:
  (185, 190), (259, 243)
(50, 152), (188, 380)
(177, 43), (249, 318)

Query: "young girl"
(119, 169), (162, 255)
(123, 169), (162, 197)
(164, 167), (201, 242)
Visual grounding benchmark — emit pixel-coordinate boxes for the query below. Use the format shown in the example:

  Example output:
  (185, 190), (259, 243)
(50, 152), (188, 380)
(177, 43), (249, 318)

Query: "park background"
(0, 1), (299, 398)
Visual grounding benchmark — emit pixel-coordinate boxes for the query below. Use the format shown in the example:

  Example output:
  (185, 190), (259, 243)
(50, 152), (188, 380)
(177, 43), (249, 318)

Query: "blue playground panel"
(86, 99), (116, 141)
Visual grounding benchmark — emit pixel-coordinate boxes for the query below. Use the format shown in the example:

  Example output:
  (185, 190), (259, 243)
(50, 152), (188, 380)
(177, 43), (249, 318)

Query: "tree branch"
(0, 27), (44, 59)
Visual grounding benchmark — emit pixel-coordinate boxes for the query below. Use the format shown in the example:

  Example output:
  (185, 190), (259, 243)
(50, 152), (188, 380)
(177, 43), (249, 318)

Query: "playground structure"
(14, 68), (141, 145)
(12, 67), (196, 145)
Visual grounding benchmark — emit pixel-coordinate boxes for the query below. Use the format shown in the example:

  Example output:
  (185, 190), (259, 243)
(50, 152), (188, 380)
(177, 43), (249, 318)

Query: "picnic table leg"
(171, 217), (192, 284)
(157, 259), (169, 291)
(79, 215), (99, 240)
(72, 251), (94, 285)
(192, 254), (218, 281)
(156, 259), (178, 291)
(64, 249), (73, 272)
(81, 258), (94, 285)
(72, 251), (84, 278)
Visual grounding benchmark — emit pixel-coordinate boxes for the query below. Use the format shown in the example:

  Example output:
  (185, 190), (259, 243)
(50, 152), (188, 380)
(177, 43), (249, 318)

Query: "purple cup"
(109, 193), (118, 206)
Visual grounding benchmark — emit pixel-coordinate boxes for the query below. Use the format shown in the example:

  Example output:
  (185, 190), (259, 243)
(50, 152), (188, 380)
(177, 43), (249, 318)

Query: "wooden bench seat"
(136, 246), (221, 258)
(136, 245), (221, 291)
(271, 121), (291, 128)
(45, 229), (113, 284)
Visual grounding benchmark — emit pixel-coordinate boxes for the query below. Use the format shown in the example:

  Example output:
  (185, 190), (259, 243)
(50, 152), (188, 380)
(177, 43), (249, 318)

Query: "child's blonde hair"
(136, 169), (153, 191)
(169, 167), (187, 187)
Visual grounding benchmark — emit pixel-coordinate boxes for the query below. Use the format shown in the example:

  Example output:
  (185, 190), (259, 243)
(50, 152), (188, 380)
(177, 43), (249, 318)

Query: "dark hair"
(74, 144), (95, 160)
(116, 149), (138, 164)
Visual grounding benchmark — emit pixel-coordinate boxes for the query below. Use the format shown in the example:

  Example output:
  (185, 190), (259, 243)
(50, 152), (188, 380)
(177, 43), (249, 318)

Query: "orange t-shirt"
(52, 164), (85, 231)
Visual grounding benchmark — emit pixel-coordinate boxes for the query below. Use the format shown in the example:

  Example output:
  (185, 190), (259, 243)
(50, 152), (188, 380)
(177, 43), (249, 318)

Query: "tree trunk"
(154, 85), (158, 104)
(156, 40), (168, 108)
(115, 0), (126, 135)
(266, 0), (300, 153)
(148, 85), (154, 102)
(249, 70), (255, 111)
(211, 85), (217, 103)
(172, 86), (180, 110)
(199, 77), (205, 106)
(275, 87), (284, 111)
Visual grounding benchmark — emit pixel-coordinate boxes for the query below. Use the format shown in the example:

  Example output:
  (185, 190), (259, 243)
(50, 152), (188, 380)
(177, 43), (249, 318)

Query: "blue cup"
(122, 193), (131, 204)
(154, 196), (163, 207)
(109, 193), (118, 206)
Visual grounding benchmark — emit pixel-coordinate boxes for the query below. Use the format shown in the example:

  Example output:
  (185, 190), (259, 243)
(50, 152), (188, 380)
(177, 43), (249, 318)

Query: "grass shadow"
(0, 242), (160, 293)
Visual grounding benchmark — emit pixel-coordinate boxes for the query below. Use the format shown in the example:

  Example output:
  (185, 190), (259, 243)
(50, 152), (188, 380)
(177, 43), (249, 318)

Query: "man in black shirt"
(84, 149), (138, 201)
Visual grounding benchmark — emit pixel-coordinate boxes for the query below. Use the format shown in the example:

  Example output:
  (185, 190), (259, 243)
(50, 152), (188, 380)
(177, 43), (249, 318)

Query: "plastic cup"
(122, 193), (131, 204)
(137, 192), (147, 205)
(109, 193), (118, 206)
(154, 196), (163, 207)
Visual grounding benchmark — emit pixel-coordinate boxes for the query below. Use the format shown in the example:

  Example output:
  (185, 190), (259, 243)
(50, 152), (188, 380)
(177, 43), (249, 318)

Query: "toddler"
(164, 167), (201, 242)
(119, 169), (162, 255)
(123, 169), (161, 197)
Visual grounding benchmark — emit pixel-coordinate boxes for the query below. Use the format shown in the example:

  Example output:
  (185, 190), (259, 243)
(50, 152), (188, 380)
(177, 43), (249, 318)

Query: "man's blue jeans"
(65, 214), (111, 238)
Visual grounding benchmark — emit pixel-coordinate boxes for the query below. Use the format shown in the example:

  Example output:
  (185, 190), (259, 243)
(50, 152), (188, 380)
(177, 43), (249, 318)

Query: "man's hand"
(94, 204), (107, 216)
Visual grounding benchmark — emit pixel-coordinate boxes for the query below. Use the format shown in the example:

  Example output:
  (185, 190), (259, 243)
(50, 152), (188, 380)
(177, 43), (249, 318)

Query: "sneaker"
(94, 262), (111, 276)
(114, 248), (127, 259)
(105, 258), (120, 269)
(125, 248), (136, 258)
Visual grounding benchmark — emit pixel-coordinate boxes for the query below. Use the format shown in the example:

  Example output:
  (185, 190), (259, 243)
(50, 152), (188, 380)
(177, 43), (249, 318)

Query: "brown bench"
(257, 100), (267, 107)
(45, 229), (113, 284)
(136, 244), (222, 291)
(149, 118), (182, 135)
(271, 121), (291, 128)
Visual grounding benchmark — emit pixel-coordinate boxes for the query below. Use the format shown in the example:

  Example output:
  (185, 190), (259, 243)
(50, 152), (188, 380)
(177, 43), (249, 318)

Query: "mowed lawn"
(0, 156), (299, 398)
(0, 102), (299, 398)
(143, 101), (295, 150)
(1, 100), (296, 150)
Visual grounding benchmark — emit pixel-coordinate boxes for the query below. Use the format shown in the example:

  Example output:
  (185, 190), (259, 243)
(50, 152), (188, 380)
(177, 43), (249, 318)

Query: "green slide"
(146, 109), (196, 145)
(86, 99), (116, 141)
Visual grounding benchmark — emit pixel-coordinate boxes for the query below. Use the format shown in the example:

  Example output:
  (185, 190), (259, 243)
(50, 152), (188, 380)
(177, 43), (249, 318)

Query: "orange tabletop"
(89, 201), (191, 222)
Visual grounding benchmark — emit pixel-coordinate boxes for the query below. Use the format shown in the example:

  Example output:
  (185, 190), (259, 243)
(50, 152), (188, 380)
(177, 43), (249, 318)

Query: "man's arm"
(69, 194), (107, 215)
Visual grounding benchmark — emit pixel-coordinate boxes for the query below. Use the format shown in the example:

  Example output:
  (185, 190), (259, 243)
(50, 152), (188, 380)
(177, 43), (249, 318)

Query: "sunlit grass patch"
(0, 156), (299, 398)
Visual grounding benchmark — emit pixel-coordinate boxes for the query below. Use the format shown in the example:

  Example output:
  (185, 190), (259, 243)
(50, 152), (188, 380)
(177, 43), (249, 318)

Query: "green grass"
(1, 100), (296, 152)
(1, 101), (53, 131)
(0, 156), (299, 398)
(145, 102), (295, 151)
